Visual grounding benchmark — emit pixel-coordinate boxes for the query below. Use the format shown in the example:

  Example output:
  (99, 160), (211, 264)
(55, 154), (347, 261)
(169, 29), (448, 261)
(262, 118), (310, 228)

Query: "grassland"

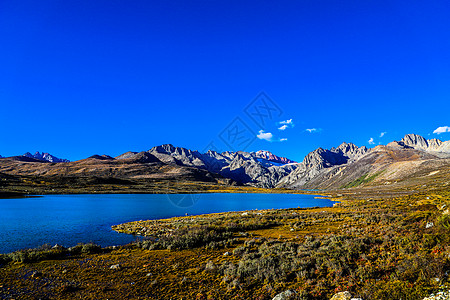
(0, 171), (310, 197)
(1, 183), (449, 299)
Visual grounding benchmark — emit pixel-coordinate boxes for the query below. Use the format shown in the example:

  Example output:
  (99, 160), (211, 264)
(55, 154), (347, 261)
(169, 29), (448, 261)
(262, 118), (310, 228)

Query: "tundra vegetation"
(1, 186), (449, 299)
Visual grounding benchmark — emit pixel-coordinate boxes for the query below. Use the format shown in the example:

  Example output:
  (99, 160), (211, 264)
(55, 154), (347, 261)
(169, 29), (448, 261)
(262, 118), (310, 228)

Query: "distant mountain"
(387, 133), (450, 156)
(22, 152), (70, 163)
(277, 142), (368, 188)
(88, 154), (114, 160)
(1, 133), (448, 191)
(278, 134), (449, 190)
(113, 145), (298, 188)
(253, 150), (296, 165)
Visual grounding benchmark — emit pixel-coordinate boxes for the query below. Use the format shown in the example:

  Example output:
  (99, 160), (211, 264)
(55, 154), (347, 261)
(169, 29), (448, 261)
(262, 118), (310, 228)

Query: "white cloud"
(380, 132), (387, 138)
(278, 125), (288, 131)
(433, 126), (450, 135)
(257, 130), (273, 142)
(368, 137), (375, 145)
(279, 119), (293, 125)
(306, 128), (317, 133)
(279, 138), (288, 142)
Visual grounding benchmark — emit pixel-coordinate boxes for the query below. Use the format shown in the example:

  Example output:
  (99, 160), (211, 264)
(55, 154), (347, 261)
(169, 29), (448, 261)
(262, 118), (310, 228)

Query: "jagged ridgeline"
(0, 133), (449, 190)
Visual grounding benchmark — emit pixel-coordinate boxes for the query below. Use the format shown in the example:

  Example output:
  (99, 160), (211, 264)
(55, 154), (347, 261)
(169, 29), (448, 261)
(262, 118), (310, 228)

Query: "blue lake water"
(0, 193), (333, 254)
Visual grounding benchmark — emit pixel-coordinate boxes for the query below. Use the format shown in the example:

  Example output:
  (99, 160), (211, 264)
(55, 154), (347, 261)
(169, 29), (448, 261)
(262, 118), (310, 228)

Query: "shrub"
(5, 244), (69, 263)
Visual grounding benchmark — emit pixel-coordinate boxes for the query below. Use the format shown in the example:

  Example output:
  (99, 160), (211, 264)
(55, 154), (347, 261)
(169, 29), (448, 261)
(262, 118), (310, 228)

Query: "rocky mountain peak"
(254, 150), (296, 164)
(151, 144), (176, 154)
(115, 151), (138, 160)
(427, 138), (443, 151)
(390, 134), (448, 154)
(23, 152), (70, 163)
(401, 134), (430, 150)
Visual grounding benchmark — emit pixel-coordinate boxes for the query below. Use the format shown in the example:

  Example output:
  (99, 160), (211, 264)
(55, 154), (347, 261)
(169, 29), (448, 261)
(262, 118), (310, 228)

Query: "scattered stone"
(204, 260), (216, 272)
(423, 290), (450, 300)
(330, 291), (352, 300)
(110, 264), (121, 270)
(146, 273), (153, 277)
(426, 222), (434, 229)
(52, 244), (64, 250)
(223, 251), (231, 256)
(241, 212), (248, 216)
(272, 290), (294, 300)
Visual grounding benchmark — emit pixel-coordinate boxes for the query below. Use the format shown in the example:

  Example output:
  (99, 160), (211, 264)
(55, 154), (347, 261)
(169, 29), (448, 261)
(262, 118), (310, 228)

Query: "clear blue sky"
(1, 0), (449, 162)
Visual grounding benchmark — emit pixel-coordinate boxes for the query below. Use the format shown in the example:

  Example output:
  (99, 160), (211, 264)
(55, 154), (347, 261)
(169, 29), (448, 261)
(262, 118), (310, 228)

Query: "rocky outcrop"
(218, 151), (297, 188)
(422, 290), (450, 300)
(277, 142), (369, 188)
(148, 144), (206, 167)
(329, 291), (362, 300)
(116, 145), (299, 188)
(23, 152), (70, 163)
(401, 134), (430, 150)
(272, 290), (295, 300)
(115, 151), (138, 160)
(437, 140), (450, 153)
(254, 150), (296, 164)
(389, 134), (450, 155)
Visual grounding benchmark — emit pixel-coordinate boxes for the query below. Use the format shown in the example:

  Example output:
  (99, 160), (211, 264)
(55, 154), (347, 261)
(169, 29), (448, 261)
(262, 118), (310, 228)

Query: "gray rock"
(277, 142), (369, 188)
(393, 134), (450, 155)
(110, 264), (121, 270)
(330, 291), (352, 300)
(422, 290), (450, 300)
(272, 290), (295, 300)
(22, 151), (70, 163)
(144, 144), (298, 188)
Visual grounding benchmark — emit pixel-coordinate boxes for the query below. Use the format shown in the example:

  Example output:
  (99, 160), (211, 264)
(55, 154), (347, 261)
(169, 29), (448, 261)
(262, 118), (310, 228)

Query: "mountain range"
(1, 133), (449, 191)
(22, 152), (70, 163)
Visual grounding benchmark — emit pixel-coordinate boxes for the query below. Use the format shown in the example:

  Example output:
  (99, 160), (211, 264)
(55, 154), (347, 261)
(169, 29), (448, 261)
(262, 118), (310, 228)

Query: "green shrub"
(5, 244), (69, 263)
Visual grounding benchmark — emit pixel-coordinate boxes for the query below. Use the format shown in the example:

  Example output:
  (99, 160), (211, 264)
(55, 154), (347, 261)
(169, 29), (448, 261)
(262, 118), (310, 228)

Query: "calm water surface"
(0, 193), (333, 253)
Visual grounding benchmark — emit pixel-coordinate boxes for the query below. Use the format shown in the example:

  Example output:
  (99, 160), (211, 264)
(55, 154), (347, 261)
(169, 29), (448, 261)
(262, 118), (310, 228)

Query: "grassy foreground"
(1, 187), (450, 299)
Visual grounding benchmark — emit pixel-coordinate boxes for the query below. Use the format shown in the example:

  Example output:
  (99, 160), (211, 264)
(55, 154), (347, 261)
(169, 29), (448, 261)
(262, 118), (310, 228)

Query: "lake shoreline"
(0, 193), (332, 254)
(2, 187), (448, 299)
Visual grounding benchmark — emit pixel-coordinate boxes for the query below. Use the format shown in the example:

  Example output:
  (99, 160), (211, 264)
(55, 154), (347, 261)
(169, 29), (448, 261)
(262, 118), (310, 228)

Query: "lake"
(0, 193), (333, 254)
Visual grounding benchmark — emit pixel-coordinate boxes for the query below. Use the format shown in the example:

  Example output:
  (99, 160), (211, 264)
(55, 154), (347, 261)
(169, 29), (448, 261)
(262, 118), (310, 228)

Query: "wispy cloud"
(279, 119), (293, 125)
(257, 130), (273, 142)
(368, 137), (375, 145)
(433, 126), (450, 135)
(306, 128), (319, 133)
(279, 138), (288, 142)
(278, 119), (294, 131)
(380, 132), (387, 138)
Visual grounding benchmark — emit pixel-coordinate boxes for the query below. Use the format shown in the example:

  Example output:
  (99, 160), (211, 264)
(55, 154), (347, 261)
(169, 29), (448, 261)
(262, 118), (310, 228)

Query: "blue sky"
(0, 0), (449, 162)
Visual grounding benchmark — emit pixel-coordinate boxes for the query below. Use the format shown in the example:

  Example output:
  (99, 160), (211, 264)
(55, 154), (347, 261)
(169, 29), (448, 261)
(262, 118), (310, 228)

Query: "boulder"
(272, 290), (294, 300)
(330, 291), (352, 300)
